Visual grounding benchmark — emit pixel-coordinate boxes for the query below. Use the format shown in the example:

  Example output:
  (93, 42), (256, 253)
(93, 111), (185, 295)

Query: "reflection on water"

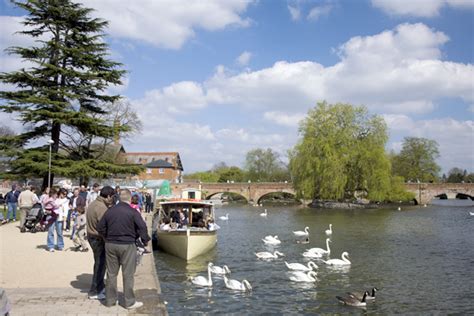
(154, 202), (474, 314)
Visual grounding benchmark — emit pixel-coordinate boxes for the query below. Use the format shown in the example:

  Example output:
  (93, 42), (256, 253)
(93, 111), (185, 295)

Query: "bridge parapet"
(172, 182), (474, 205)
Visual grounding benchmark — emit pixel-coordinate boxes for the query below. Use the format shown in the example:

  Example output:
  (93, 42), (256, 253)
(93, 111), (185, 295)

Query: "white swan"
(262, 237), (281, 245)
(323, 252), (351, 266)
(263, 235), (278, 241)
(397, 207), (401, 211)
(209, 264), (231, 275)
(470, 211), (474, 216)
(260, 209), (268, 217)
(306, 238), (331, 255)
(219, 213), (229, 221)
(293, 226), (309, 237)
(285, 261), (318, 271)
(191, 263), (213, 287)
(223, 275), (252, 292)
(255, 251), (284, 259)
(289, 271), (318, 282)
(325, 224), (333, 236)
(302, 251), (323, 258)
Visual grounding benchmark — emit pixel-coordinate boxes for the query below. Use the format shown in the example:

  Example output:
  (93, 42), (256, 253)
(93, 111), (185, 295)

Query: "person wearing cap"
(86, 185), (115, 300)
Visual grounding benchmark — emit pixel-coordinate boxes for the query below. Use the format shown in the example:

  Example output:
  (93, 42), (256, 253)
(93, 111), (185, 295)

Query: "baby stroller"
(21, 203), (44, 233)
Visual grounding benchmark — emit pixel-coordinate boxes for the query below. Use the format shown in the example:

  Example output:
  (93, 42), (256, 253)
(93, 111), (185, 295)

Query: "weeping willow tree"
(0, 0), (142, 187)
(289, 102), (394, 201)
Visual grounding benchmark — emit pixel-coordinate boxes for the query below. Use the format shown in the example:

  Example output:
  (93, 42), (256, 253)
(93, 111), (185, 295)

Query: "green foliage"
(289, 101), (392, 201)
(446, 167), (468, 183)
(185, 165), (246, 183)
(218, 166), (245, 183)
(391, 137), (440, 183)
(245, 148), (289, 182)
(0, 0), (140, 186)
(387, 176), (416, 202)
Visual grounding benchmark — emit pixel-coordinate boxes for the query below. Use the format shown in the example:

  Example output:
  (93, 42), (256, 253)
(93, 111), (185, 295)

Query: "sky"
(0, 0), (473, 175)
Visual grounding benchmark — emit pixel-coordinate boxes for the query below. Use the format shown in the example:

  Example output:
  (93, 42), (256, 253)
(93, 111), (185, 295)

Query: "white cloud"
(236, 51), (252, 66)
(264, 111), (306, 127)
(307, 4), (333, 21)
(372, 0), (474, 17)
(79, 0), (254, 49)
(384, 115), (474, 172)
(287, 5), (301, 21)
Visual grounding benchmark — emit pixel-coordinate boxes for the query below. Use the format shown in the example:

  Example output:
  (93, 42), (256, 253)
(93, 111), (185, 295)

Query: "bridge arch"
(205, 191), (249, 203)
(255, 190), (300, 205)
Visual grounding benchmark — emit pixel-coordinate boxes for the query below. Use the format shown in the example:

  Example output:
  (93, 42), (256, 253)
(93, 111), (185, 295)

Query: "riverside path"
(0, 214), (167, 315)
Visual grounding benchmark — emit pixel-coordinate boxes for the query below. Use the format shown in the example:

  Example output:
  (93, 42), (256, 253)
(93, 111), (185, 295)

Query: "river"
(154, 200), (474, 314)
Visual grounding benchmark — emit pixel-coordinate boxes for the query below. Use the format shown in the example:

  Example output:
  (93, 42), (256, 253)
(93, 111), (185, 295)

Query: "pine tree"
(0, 0), (142, 187)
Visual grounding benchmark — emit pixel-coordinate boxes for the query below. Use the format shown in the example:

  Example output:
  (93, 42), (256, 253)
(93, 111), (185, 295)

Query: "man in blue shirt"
(5, 184), (20, 222)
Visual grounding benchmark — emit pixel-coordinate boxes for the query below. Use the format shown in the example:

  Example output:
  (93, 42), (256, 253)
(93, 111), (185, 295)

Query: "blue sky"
(1, 0), (473, 174)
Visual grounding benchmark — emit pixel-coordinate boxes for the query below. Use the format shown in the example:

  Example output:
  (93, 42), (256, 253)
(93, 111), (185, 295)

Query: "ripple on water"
(155, 204), (474, 314)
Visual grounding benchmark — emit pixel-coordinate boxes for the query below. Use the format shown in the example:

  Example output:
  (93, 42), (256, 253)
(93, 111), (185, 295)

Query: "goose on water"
(322, 251), (351, 266)
(255, 251), (284, 259)
(306, 238), (331, 255)
(191, 263), (213, 287)
(285, 261), (318, 271)
(336, 291), (369, 307)
(219, 213), (229, 221)
(223, 275), (252, 292)
(325, 224), (333, 236)
(262, 236), (281, 245)
(348, 287), (378, 301)
(293, 226), (309, 237)
(289, 271), (318, 283)
(209, 263), (231, 275)
(260, 209), (268, 217)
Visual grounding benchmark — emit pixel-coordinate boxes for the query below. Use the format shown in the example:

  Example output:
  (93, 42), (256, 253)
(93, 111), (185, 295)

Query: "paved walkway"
(0, 215), (167, 315)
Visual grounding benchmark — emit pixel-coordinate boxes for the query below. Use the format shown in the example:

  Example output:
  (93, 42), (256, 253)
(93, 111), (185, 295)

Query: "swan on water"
(262, 236), (281, 245)
(191, 263), (213, 287)
(209, 264), (231, 275)
(322, 251), (351, 266)
(325, 224), (332, 236)
(263, 235), (278, 241)
(302, 251), (323, 258)
(293, 226), (309, 237)
(255, 251), (284, 259)
(306, 238), (331, 255)
(397, 207), (401, 211)
(470, 211), (474, 216)
(223, 275), (252, 292)
(260, 209), (268, 217)
(336, 291), (369, 307)
(289, 271), (318, 282)
(285, 261), (318, 271)
(219, 213), (229, 221)
(347, 287), (378, 301)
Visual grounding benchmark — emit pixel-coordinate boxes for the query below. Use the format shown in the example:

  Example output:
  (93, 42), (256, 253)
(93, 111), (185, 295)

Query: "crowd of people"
(1, 183), (152, 310)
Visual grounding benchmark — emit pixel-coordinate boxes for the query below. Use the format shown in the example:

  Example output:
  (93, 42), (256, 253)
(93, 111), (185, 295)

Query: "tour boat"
(156, 190), (217, 260)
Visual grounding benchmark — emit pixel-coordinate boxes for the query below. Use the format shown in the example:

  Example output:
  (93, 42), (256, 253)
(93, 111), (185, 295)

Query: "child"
(72, 206), (88, 252)
(130, 194), (141, 213)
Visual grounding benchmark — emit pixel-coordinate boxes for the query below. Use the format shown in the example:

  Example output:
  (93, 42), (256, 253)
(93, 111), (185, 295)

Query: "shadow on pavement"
(70, 273), (93, 292)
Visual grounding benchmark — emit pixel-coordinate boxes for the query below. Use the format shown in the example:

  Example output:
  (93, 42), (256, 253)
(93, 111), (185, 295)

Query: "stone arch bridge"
(173, 182), (474, 205)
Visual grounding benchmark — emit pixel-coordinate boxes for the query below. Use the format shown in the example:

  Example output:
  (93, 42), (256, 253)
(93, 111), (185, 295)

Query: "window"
(159, 168), (164, 174)
(146, 168), (152, 174)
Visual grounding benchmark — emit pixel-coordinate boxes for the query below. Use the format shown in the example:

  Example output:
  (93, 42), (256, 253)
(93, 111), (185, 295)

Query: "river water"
(154, 201), (474, 315)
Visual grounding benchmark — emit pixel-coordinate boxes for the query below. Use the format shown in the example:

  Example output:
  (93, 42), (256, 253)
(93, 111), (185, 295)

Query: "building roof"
(145, 159), (173, 168)
(125, 151), (183, 171)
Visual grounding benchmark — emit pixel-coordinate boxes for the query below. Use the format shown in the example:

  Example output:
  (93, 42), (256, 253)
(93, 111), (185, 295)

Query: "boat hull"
(157, 229), (217, 260)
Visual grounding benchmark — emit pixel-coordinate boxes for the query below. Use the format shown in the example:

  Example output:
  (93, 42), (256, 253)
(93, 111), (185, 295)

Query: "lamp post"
(47, 139), (54, 188)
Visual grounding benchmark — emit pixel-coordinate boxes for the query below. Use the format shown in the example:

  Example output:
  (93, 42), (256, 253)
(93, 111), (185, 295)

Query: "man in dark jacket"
(86, 185), (115, 300)
(5, 185), (20, 222)
(97, 189), (150, 310)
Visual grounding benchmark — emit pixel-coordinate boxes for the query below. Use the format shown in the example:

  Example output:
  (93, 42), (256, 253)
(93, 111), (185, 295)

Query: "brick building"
(124, 152), (183, 183)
